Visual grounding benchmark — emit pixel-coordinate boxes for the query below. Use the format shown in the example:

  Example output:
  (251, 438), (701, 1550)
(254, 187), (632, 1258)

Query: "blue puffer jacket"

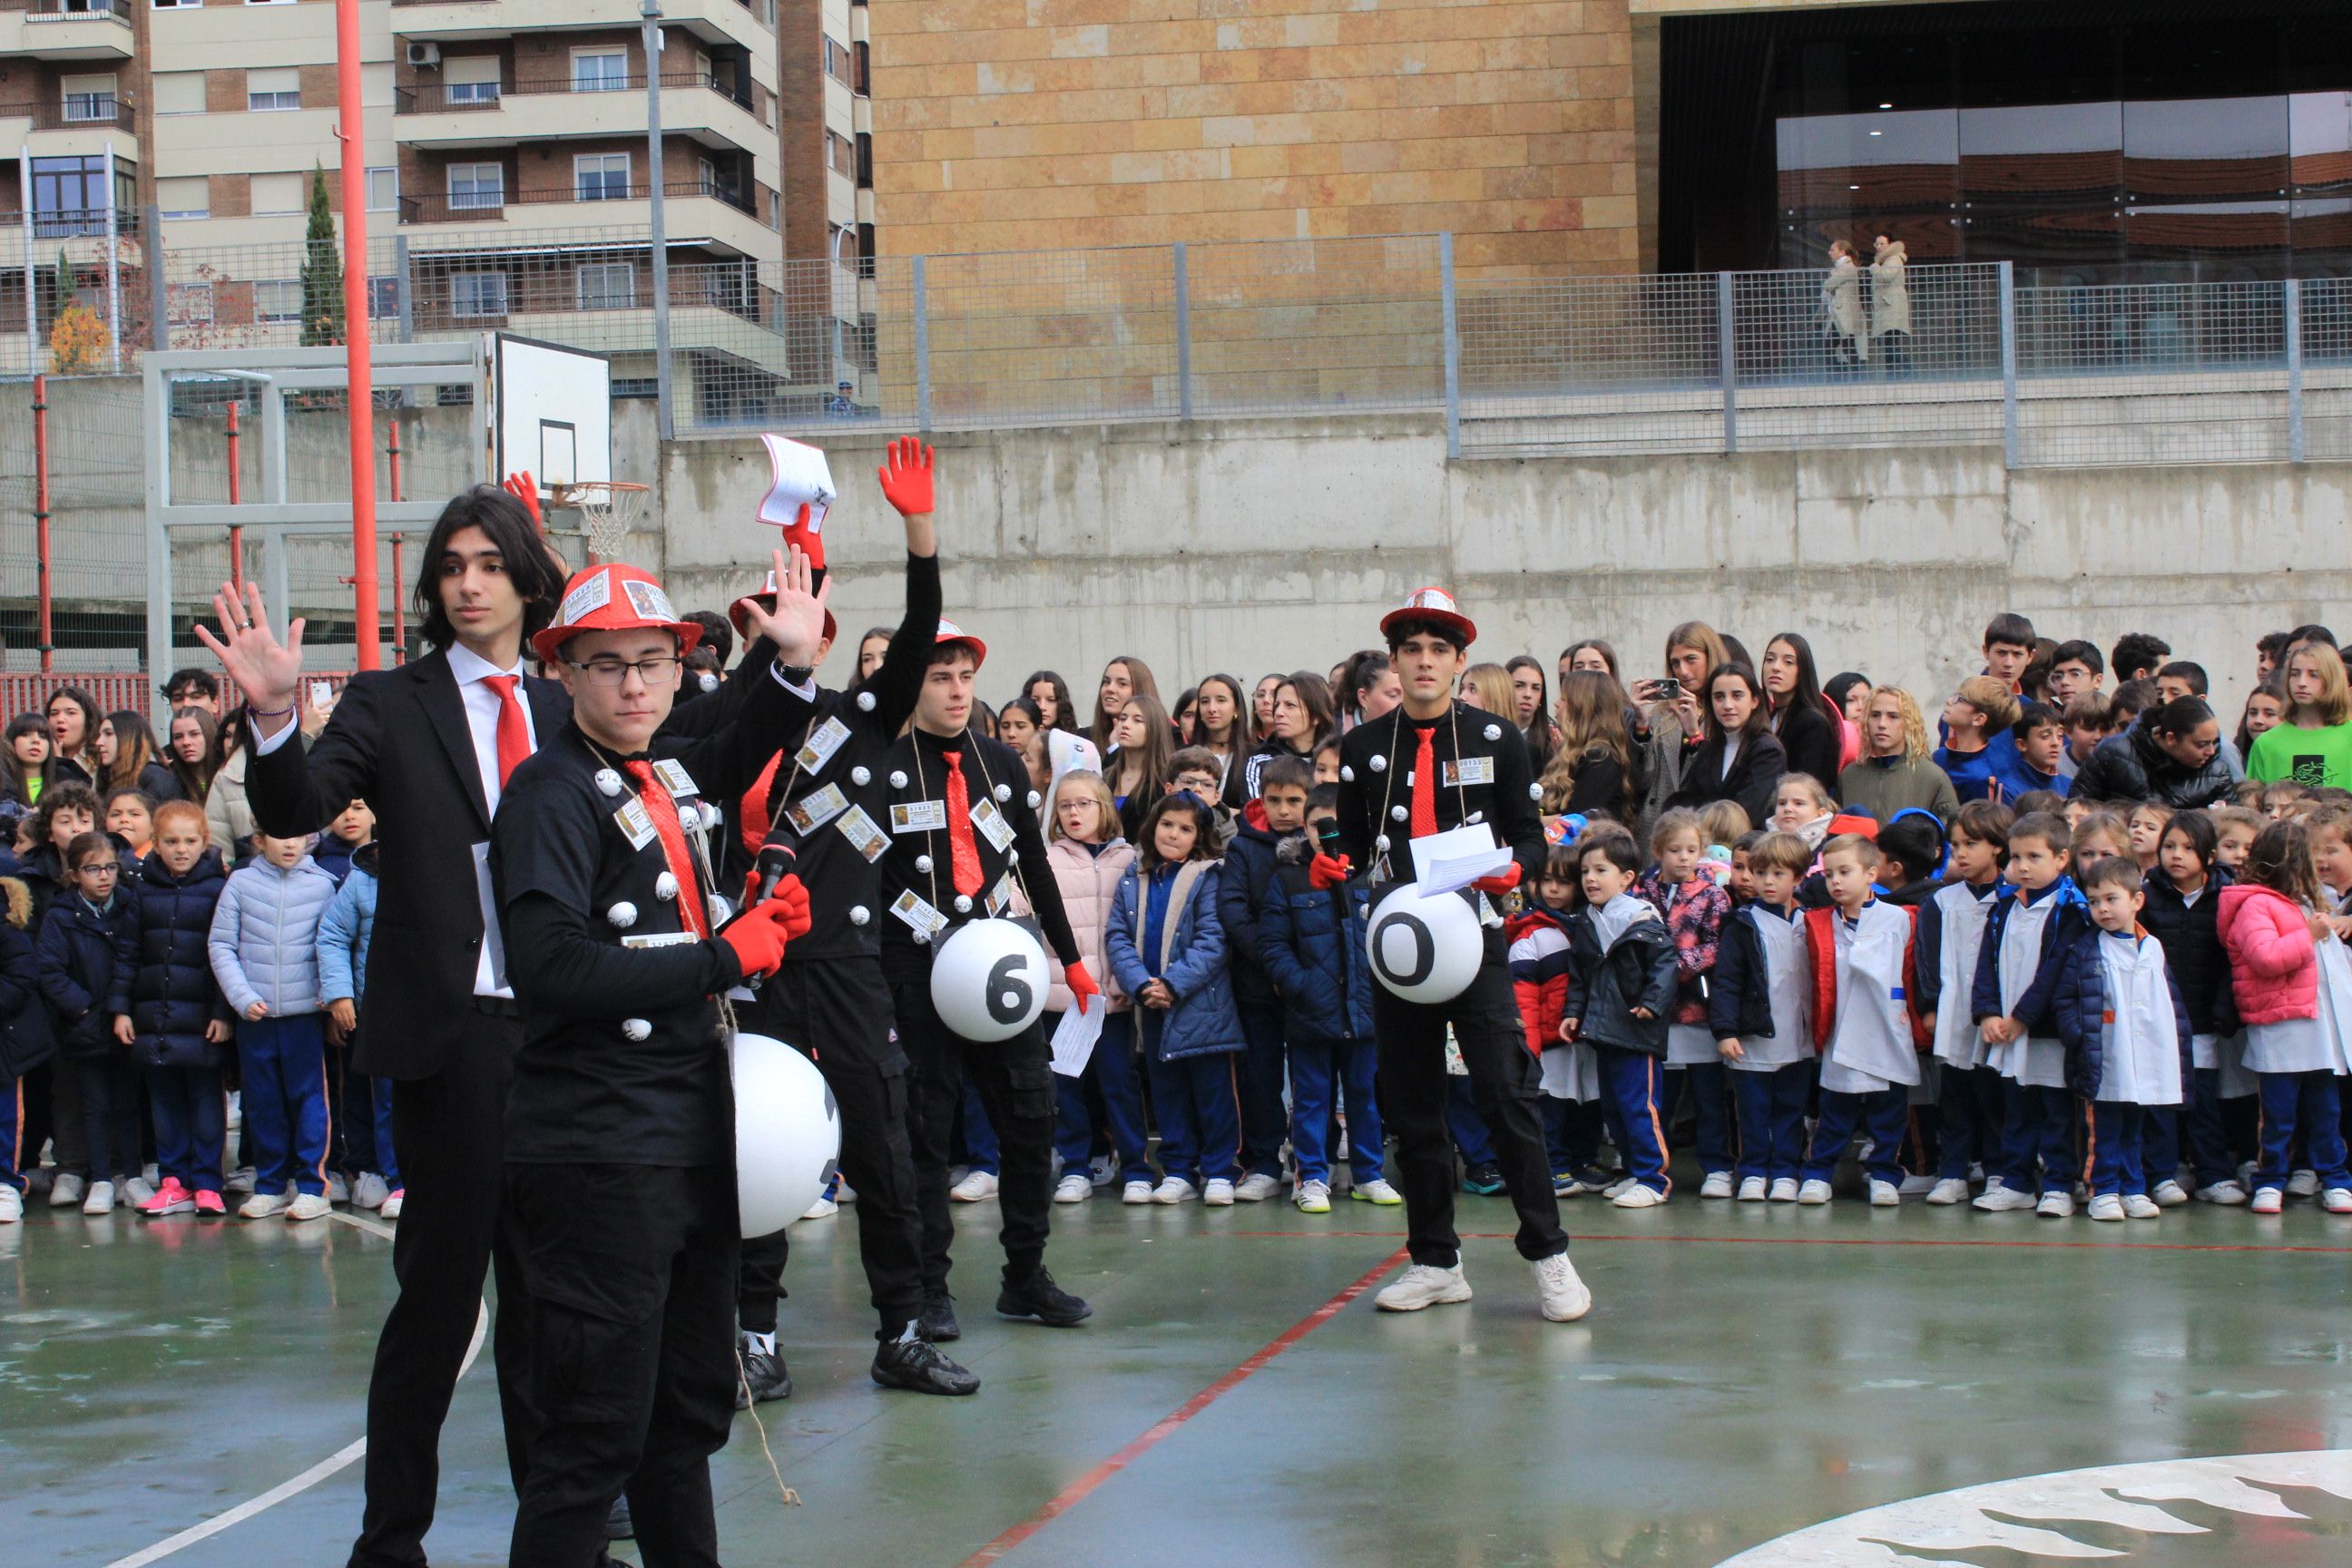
(37, 890), (135, 1059)
(2051, 926), (2193, 1100)
(108, 848), (233, 1070)
(1257, 844), (1376, 1044)
(0, 877), (57, 1077)
(209, 854), (339, 1017)
(1106, 859), (1247, 1063)
(1215, 808), (1296, 1005)
(318, 841), (378, 1005)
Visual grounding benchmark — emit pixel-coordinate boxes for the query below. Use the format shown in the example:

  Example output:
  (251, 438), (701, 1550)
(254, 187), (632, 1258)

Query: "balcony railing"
(0, 203), (140, 239)
(0, 93), (135, 131)
(4, 0), (134, 18)
(394, 71), (757, 117)
(391, 0), (777, 21)
(400, 178), (759, 225)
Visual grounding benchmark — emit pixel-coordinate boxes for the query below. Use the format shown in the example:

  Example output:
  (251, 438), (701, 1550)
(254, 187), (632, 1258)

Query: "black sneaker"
(916, 1292), (961, 1343)
(871, 1334), (982, 1396)
(996, 1268), (1093, 1328)
(606, 1495), (634, 1541)
(734, 1330), (791, 1406)
(1462, 1161), (1506, 1196)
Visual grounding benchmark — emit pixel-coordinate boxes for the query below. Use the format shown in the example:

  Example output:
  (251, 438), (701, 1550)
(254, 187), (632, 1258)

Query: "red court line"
(1217, 1230), (2352, 1255)
(956, 1245), (1408, 1568)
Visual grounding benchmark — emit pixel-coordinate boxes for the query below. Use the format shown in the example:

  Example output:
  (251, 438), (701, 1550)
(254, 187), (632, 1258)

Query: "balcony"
(0, 92), (136, 136)
(393, 71), (770, 159)
(393, 0), (775, 57)
(0, 0), (136, 62)
(399, 178), (774, 257)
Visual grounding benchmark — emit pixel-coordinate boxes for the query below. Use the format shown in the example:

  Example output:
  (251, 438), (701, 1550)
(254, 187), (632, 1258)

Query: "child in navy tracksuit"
(1709, 831), (1817, 1200)
(1561, 831), (1680, 1207)
(208, 829), (340, 1220)
(2053, 857), (2193, 1220)
(1640, 809), (1735, 1197)
(1798, 836), (1927, 1204)
(1108, 794), (1247, 1205)
(1915, 799), (2013, 1205)
(35, 829), (140, 1214)
(1259, 802), (1392, 1214)
(318, 835), (401, 1214)
(1219, 757), (1311, 1196)
(1972, 811), (2092, 1216)
(0, 875), (56, 1223)
(109, 800), (233, 1217)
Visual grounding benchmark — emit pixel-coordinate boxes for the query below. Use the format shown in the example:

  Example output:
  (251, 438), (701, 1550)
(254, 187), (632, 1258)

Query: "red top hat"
(935, 617), (987, 670)
(728, 567), (838, 647)
(1379, 585), (1477, 648)
(530, 563), (704, 665)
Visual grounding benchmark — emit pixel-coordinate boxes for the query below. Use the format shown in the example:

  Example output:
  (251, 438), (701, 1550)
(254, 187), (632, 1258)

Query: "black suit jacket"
(245, 649), (569, 1081)
(1666, 730), (1788, 828)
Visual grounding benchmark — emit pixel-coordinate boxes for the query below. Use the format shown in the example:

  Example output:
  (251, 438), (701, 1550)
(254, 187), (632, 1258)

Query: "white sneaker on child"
(1926, 1178), (1971, 1205)
(2036, 1190), (2075, 1218)
(1796, 1180), (1833, 1206)
(1202, 1179), (1236, 1206)
(1375, 1262), (1472, 1312)
(1602, 1177), (1636, 1200)
(1898, 1173), (1936, 1196)
(123, 1176), (156, 1208)
(285, 1192), (331, 1221)
(326, 1172), (350, 1205)
(2288, 1169), (2320, 1198)
(1532, 1253), (1592, 1322)
(1974, 1181), (2037, 1212)
(1351, 1179), (1404, 1205)
(1295, 1180), (1331, 1214)
(1736, 1177), (1767, 1202)
(1122, 1181), (1155, 1205)
(0, 1187), (19, 1222)
(1611, 1183), (1667, 1209)
(2122, 1193), (2162, 1219)
(2087, 1193), (2125, 1221)
(1699, 1171), (1733, 1200)
(2151, 1179), (2190, 1208)
(352, 1172), (390, 1210)
(378, 1189), (404, 1220)
(2196, 1180), (2249, 1206)
(2323, 1187), (2352, 1214)
(240, 1188), (290, 1220)
(1768, 1178), (1800, 1203)
(950, 1171), (998, 1202)
(48, 1172), (84, 1208)
(1152, 1177), (1198, 1205)
(1233, 1172), (1281, 1202)
(82, 1180), (116, 1216)
(1053, 1173), (1093, 1204)
(1867, 1180), (1901, 1207)
(2250, 1186), (2285, 1215)
(801, 1196), (839, 1220)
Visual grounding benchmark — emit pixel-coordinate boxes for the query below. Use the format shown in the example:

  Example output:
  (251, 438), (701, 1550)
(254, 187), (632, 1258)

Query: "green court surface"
(5, 1191), (2351, 1567)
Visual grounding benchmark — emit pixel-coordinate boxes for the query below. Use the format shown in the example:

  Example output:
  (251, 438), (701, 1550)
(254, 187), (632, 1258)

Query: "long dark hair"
(1266, 671), (1337, 756)
(1089, 656), (1161, 755)
(165, 705), (220, 802)
(413, 485), (567, 652)
(1022, 670), (1080, 735)
(1505, 653), (1555, 768)
(1704, 662), (1770, 744)
(101, 709), (162, 795)
(1135, 790), (1218, 873)
(1108, 691), (1176, 802)
(1192, 671), (1253, 753)
(1763, 632), (1832, 733)
(2236, 675), (2288, 760)
(0, 711), (44, 807)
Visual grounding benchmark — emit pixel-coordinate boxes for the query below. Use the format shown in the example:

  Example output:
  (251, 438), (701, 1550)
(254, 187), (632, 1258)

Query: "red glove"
(877, 436), (935, 518)
(502, 471), (541, 526)
(1064, 960), (1101, 1016)
(761, 876), (814, 942)
(1472, 868), (1524, 897)
(720, 906), (789, 981)
(1308, 852), (1351, 891)
(780, 501), (824, 572)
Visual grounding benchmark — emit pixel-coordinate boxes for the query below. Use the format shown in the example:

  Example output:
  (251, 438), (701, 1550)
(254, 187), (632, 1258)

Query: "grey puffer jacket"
(208, 853), (339, 1016)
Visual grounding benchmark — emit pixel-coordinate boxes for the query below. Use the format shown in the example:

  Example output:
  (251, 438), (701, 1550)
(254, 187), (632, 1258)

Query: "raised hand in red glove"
(1472, 867), (1524, 897)
(877, 436), (935, 518)
(1308, 852), (1352, 891)
(1064, 960), (1101, 1016)
(779, 501), (824, 573)
(502, 471), (541, 526)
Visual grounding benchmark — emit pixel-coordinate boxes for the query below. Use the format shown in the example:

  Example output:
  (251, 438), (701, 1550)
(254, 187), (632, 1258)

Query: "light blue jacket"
(317, 844), (378, 1005)
(209, 854), (339, 1017)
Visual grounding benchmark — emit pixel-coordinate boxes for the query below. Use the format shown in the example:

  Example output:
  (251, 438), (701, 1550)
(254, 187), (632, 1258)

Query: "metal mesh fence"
(0, 377), (146, 670)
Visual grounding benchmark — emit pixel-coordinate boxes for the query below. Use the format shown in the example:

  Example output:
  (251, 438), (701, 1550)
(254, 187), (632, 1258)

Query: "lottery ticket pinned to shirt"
(758, 435), (835, 534)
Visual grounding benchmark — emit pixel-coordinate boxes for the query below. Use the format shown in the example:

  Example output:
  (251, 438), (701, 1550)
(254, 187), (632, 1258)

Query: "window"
(451, 271), (508, 318)
(250, 172), (304, 214)
(153, 71), (205, 116)
(577, 262), (635, 309)
(169, 282), (213, 324)
(368, 276), (399, 320)
(572, 50), (627, 93)
(62, 74), (117, 124)
(446, 55), (500, 105)
(248, 68), (300, 112)
(366, 166), (397, 212)
(33, 155), (130, 236)
(446, 162), (504, 210)
(157, 176), (210, 220)
(823, 37), (850, 83)
(254, 279), (301, 323)
(574, 152), (631, 201)
(153, 0), (203, 8)
(827, 131), (854, 178)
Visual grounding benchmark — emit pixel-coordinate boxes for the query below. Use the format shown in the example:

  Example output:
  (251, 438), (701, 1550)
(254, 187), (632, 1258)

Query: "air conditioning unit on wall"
(406, 41), (441, 67)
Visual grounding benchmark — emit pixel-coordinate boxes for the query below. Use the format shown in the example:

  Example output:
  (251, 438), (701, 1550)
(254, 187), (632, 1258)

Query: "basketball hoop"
(546, 480), (651, 564)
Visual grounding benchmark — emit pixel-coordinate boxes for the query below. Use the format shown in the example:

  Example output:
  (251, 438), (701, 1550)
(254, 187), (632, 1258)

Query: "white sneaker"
(1152, 1176), (1198, 1205)
(82, 1180), (116, 1216)
(800, 1196), (839, 1220)
(240, 1188), (290, 1220)
(285, 1192), (331, 1221)
(1122, 1180), (1155, 1205)
(2036, 1190), (2075, 1218)
(1768, 1177), (1800, 1203)
(1203, 1179), (1236, 1206)
(950, 1171), (999, 1203)
(48, 1172), (84, 1208)
(1925, 1178), (1971, 1206)
(2196, 1180), (2249, 1206)
(2087, 1193), (2124, 1221)
(325, 1172), (350, 1205)
(1736, 1176), (1768, 1202)
(1350, 1178), (1404, 1206)
(1974, 1182), (2038, 1212)
(1295, 1180), (1331, 1214)
(2288, 1168), (2320, 1198)
(123, 1176), (157, 1208)
(0, 1187), (19, 1222)
(1796, 1179), (1833, 1206)
(1699, 1171), (1734, 1200)
(2151, 1179), (2190, 1208)
(378, 1190), (404, 1220)
(2250, 1185), (2285, 1214)
(1602, 1177), (1636, 1200)
(2324, 1187), (2352, 1215)
(1532, 1253), (1592, 1322)
(1611, 1183), (1667, 1209)
(1233, 1172), (1282, 1202)
(1374, 1261), (1473, 1312)
(1053, 1173), (1093, 1204)
(2122, 1193), (2162, 1219)
(835, 1180), (858, 1204)
(352, 1172), (389, 1210)
(1867, 1179), (1901, 1208)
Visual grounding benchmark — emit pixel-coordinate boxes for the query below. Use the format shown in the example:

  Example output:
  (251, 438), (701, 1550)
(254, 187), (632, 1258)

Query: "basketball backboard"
(492, 334), (611, 498)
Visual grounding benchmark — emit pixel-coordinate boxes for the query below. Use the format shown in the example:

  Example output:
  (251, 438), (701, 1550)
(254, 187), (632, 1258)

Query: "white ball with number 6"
(929, 918), (1051, 1042)
(730, 1031), (841, 1239)
(1365, 885), (1483, 1004)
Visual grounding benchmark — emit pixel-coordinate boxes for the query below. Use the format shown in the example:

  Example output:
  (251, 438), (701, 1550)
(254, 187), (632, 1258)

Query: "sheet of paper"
(1412, 822), (1512, 896)
(758, 434), (836, 533)
(1050, 999), (1106, 1077)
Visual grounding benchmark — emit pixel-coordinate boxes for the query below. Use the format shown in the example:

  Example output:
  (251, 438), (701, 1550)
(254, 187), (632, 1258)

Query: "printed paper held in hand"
(1049, 998), (1104, 1077)
(757, 434), (836, 532)
(1413, 822), (1514, 896)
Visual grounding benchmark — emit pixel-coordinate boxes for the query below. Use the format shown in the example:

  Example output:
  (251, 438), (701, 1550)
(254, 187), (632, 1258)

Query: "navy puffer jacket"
(1257, 839), (1376, 1044)
(36, 889), (135, 1060)
(108, 848), (233, 1070)
(0, 877), (56, 1077)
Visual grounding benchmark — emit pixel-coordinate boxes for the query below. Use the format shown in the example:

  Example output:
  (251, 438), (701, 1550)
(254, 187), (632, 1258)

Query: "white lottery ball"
(1365, 884), (1483, 1004)
(730, 1031), (842, 1239)
(928, 917), (1050, 1043)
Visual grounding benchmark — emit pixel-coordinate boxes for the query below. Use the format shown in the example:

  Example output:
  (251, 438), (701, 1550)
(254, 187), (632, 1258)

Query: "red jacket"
(1506, 908), (1571, 1059)
(1803, 903), (1929, 1053)
(2216, 882), (2319, 1025)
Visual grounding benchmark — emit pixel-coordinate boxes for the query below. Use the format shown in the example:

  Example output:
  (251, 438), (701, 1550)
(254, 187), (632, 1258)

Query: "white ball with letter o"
(929, 918), (1050, 1042)
(1365, 885), (1482, 1004)
(731, 1031), (842, 1239)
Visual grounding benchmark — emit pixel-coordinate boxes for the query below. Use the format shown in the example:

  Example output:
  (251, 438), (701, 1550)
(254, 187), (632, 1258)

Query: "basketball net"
(547, 480), (651, 564)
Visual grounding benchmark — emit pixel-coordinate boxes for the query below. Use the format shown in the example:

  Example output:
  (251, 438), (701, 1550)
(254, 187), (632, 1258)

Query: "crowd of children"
(6, 611), (2352, 1225)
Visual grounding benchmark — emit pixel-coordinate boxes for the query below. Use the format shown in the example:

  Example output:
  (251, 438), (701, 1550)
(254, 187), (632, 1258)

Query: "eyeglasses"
(565, 655), (682, 688)
(79, 864), (119, 877)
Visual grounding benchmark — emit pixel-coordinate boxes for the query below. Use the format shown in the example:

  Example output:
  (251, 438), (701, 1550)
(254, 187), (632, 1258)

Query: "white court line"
(105, 1211), (488, 1568)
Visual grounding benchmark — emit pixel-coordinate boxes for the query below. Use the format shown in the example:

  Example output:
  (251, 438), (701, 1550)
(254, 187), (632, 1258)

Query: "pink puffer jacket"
(1046, 836), (1136, 1014)
(2217, 882), (2318, 1025)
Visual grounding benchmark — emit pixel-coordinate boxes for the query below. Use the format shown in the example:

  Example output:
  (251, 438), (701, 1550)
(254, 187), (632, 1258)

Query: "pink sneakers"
(192, 1189), (227, 1216)
(139, 1179), (196, 1218)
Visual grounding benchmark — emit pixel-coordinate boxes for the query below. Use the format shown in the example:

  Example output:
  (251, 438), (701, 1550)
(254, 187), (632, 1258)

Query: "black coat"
(1563, 904), (1679, 1056)
(1772, 700), (1841, 791)
(0, 877), (55, 1077)
(245, 649), (570, 1081)
(109, 849), (233, 1070)
(1666, 730), (1788, 827)
(2140, 866), (2239, 1037)
(1335, 703), (1547, 887)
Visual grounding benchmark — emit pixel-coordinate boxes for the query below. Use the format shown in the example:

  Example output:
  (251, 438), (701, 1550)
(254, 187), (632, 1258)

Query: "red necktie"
(942, 750), (985, 898)
(1410, 724), (1437, 840)
(622, 760), (710, 937)
(481, 673), (532, 789)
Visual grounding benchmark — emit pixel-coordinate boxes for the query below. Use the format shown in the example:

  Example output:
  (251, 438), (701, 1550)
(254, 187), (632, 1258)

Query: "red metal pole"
(337, 0), (381, 670)
(226, 400), (243, 594)
(387, 426), (405, 664)
(33, 373), (51, 673)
